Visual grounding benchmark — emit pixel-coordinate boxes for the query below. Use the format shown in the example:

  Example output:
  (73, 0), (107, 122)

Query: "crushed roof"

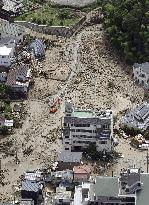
(29, 39), (45, 57)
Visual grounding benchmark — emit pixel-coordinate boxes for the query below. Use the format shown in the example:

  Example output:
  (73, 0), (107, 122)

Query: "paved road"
(50, 0), (96, 7)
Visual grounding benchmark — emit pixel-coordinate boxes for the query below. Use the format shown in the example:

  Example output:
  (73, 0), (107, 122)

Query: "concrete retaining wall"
(14, 16), (86, 37)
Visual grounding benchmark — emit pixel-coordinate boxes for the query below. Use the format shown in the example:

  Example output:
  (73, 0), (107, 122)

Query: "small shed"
(29, 39), (45, 58)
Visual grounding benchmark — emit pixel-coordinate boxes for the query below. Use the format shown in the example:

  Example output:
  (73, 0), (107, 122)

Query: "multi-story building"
(62, 100), (113, 153)
(74, 167), (149, 205)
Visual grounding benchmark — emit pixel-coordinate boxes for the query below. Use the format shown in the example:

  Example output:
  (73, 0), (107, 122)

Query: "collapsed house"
(6, 64), (32, 95)
(121, 102), (149, 131)
(28, 39), (45, 59)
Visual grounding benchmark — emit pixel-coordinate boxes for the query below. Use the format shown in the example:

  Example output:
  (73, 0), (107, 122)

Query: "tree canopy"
(103, 0), (149, 64)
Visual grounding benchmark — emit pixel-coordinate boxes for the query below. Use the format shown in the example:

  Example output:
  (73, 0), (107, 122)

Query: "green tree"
(103, 0), (149, 64)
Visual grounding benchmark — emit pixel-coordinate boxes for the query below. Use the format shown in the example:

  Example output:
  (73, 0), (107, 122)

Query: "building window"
(65, 142), (69, 144)
(65, 148), (69, 150)
(140, 73), (145, 78)
(103, 124), (109, 129)
(99, 141), (107, 144)
(65, 136), (69, 139)
(2, 56), (5, 58)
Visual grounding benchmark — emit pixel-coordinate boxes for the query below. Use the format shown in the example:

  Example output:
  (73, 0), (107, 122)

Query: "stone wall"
(14, 16), (86, 37)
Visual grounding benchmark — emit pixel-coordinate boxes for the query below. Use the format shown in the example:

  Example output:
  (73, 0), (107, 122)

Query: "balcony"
(96, 133), (111, 140)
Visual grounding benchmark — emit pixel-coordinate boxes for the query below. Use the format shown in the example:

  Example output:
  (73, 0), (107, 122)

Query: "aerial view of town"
(0, 0), (149, 204)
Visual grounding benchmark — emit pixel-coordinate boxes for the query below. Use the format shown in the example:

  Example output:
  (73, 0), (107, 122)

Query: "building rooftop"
(72, 111), (94, 118)
(0, 46), (13, 55)
(6, 64), (31, 87)
(95, 176), (119, 197)
(136, 173), (149, 205)
(73, 165), (91, 174)
(57, 151), (82, 163)
(20, 199), (34, 205)
(55, 186), (71, 200)
(0, 36), (19, 46)
(72, 109), (112, 119)
(0, 21), (25, 37)
(21, 180), (42, 192)
(121, 102), (149, 131)
(133, 62), (149, 74)
(2, 0), (23, 13)
(24, 170), (43, 182)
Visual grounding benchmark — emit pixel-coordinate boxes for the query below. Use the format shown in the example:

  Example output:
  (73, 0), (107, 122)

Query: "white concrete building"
(133, 62), (149, 90)
(0, 46), (14, 67)
(63, 101), (113, 153)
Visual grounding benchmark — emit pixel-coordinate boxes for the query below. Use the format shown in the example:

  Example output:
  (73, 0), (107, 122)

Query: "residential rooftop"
(95, 176), (119, 197)
(133, 62), (149, 74)
(57, 151), (82, 163)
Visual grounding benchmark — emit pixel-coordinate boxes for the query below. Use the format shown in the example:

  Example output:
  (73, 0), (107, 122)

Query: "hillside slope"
(64, 23), (144, 115)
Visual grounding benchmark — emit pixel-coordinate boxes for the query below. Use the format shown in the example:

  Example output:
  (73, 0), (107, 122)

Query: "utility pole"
(147, 150), (149, 173)
(14, 139), (19, 164)
(0, 158), (1, 178)
(61, 116), (63, 139)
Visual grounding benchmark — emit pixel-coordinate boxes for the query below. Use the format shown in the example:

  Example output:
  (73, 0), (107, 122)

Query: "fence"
(14, 16), (86, 37)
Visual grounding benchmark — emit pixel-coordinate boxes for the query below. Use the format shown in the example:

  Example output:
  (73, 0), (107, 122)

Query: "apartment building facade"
(62, 101), (113, 153)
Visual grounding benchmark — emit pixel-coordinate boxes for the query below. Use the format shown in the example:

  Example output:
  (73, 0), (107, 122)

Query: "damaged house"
(6, 64), (32, 96)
